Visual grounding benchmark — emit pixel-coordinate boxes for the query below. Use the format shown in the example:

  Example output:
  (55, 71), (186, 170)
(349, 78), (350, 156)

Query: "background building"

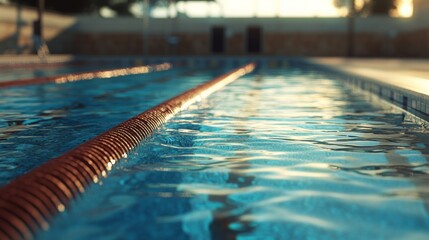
(0, 0), (428, 57)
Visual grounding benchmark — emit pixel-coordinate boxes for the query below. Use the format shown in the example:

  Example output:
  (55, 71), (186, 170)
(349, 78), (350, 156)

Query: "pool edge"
(306, 58), (429, 124)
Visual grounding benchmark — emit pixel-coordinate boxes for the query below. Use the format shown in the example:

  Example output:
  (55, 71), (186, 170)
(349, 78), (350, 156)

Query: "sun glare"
(278, 0), (339, 17)
(397, 0), (413, 17)
(152, 0), (414, 18)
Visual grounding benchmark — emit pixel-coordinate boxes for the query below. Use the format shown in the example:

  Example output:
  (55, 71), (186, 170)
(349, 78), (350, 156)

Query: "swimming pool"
(1, 60), (429, 239)
(0, 65), (220, 185)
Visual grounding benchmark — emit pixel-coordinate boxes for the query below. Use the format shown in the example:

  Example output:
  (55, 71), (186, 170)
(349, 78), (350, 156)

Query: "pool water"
(0, 63), (131, 83)
(31, 66), (429, 239)
(0, 67), (226, 185)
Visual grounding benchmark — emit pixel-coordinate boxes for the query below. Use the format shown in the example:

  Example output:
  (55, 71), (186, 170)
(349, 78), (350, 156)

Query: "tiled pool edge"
(0, 63), (255, 240)
(306, 59), (429, 125)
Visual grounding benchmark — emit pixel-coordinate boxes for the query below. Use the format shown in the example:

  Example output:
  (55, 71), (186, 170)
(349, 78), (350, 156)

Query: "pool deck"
(0, 54), (74, 66)
(309, 58), (429, 97)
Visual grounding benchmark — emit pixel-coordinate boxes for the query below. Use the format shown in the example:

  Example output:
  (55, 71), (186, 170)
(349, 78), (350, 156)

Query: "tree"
(371, 0), (398, 15)
(334, 0), (399, 16)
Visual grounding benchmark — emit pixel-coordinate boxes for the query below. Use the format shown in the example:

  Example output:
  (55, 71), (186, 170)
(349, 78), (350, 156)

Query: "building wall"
(70, 13), (428, 57)
(395, 29), (429, 57)
(71, 29), (428, 57)
(70, 30), (429, 57)
(0, 3), (428, 57)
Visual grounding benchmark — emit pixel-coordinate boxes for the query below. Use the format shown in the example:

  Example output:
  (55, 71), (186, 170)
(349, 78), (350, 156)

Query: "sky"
(147, 0), (413, 18)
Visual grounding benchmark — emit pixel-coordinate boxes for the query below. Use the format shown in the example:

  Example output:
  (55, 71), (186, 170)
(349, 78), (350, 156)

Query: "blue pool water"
(1, 64), (429, 239)
(0, 67), (224, 185)
(0, 63), (131, 83)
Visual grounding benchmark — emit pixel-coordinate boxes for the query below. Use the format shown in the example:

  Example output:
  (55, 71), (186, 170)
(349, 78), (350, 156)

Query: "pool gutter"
(0, 63), (255, 239)
(307, 58), (429, 123)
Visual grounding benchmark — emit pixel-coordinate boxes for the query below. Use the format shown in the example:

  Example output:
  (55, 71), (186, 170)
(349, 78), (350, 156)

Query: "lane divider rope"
(0, 63), (172, 88)
(0, 63), (256, 239)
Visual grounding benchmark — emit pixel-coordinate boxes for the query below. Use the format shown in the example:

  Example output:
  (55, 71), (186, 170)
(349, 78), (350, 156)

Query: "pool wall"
(308, 59), (429, 124)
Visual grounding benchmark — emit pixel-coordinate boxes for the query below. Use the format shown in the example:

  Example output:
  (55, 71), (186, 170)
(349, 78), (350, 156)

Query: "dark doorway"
(211, 26), (225, 54)
(246, 26), (262, 54)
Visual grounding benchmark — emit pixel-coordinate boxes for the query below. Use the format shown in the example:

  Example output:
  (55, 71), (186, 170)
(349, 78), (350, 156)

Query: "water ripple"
(331, 164), (429, 179)
(38, 68), (429, 239)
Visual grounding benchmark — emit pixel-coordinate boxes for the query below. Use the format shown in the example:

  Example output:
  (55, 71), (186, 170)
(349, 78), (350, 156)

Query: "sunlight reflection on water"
(39, 67), (429, 240)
